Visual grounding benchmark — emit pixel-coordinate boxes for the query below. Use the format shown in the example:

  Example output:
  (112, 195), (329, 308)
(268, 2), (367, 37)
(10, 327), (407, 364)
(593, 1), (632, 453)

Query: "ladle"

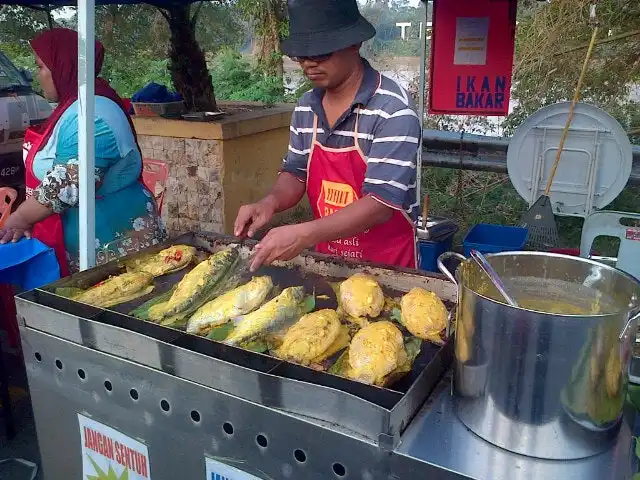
(470, 249), (519, 307)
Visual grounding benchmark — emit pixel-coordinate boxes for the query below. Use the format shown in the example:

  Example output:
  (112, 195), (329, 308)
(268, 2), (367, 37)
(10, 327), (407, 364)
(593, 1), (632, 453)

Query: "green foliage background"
(1, 0), (638, 251)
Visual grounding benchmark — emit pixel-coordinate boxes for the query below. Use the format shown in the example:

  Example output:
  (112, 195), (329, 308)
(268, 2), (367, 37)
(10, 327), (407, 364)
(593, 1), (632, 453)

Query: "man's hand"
(235, 173), (307, 238)
(0, 211), (33, 244)
(250, 223), (314, 272)
(234, 196), (278, 238)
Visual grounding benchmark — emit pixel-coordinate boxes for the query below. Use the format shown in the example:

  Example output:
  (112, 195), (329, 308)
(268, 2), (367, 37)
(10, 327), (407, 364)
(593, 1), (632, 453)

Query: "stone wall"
(133, 103), (294, 238)
(137, 136), (225, 236)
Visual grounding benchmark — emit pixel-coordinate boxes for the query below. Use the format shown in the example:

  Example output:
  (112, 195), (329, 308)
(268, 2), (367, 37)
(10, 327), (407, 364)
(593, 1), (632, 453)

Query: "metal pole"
(420, 129), (640, 185)
(77, 0), (96, 270)
(416, 0), (428, 207)
(46, 7), (53, 29)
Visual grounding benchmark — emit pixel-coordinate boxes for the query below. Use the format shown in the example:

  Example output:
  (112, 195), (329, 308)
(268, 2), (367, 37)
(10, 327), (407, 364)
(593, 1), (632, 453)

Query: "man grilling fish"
(235, 0), (421, 272)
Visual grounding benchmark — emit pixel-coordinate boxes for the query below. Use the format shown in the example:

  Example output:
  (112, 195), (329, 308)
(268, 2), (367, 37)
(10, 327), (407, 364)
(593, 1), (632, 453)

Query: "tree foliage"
(0, 6), (50, 53)
(210, 47), (284, 104)
(1, 3), (247, 108)
(506, 0), (640, 141)
(237, 0), (287, 86)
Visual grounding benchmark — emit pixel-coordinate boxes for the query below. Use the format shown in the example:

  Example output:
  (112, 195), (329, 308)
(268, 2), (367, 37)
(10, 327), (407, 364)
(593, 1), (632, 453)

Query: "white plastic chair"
(580, 211), (640, 280)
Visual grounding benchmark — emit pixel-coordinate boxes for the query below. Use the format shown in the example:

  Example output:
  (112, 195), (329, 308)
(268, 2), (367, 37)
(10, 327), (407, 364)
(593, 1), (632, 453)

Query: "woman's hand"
(0, 197), (54, 244)
(0, 211), (33, 244)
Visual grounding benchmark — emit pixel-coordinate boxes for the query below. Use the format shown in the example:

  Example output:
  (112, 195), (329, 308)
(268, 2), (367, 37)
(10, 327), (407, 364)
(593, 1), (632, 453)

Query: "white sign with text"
(79, 414), (151, 480)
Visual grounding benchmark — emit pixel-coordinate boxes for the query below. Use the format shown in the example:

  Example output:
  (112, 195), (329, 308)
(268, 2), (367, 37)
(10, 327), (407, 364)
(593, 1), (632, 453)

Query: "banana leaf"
(130, 286), (177, 321)
(328, 337), (422, 388)
(207, 322), (234, 342)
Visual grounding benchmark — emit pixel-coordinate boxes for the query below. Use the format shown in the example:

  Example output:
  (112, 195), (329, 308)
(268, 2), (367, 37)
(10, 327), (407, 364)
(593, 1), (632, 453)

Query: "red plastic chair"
(122, 98), (133, 114)
(141, 159), (169, 214)
(0, 188), (17, 229)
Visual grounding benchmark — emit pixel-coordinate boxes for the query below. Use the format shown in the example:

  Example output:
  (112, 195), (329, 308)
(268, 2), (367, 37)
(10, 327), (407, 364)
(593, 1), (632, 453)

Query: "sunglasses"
(290, 53), (333, 63)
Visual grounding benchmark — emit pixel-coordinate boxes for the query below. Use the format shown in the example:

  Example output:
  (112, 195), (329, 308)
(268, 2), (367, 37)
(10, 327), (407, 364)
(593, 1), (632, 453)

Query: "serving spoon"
(470, 249), (520, 308)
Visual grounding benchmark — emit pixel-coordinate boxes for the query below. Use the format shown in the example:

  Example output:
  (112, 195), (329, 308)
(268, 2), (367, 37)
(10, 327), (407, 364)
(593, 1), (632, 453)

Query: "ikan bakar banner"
(429, 0), (517, 116)
(79, 414), (150, 480)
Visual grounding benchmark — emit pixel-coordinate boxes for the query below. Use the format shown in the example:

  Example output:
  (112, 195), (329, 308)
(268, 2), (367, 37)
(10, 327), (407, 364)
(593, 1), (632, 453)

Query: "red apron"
(306, 114), (417, 269)
(23, 126), (70, 277)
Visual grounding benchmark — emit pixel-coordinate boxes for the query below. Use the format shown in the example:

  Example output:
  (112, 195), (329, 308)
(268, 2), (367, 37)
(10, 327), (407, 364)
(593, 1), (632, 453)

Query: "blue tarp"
(0, 238), (60, 290)
(132, 82), (182, 103)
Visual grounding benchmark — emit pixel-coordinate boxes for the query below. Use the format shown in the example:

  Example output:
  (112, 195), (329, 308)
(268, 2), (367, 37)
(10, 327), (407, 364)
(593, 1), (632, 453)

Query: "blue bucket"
(419, 234), (455, 272)
(463, 224), (528, 257)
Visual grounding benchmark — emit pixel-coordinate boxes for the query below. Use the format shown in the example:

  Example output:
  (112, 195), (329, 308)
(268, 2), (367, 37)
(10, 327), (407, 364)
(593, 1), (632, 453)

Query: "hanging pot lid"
(507, 102), (633, 218)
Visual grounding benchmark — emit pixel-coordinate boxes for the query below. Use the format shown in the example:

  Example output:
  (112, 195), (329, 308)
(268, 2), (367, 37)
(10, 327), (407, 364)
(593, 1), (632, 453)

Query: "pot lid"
(417, 216), (458, 241)
(507, 102), (633, 218)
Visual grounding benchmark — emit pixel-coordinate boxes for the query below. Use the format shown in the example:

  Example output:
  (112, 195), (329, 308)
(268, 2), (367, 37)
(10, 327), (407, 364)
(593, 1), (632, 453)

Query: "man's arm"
(303, 196), (391, 245)
(360, 102), (421, 215)
(263, 172), (307, 214)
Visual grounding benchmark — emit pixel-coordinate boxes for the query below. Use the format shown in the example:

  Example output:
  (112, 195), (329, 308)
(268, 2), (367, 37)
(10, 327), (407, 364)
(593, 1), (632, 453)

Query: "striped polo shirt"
(281, 58), (421, 220)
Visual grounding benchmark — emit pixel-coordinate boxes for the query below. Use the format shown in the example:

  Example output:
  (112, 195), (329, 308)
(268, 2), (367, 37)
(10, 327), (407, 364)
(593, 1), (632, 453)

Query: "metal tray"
(15, 232), (456, 446)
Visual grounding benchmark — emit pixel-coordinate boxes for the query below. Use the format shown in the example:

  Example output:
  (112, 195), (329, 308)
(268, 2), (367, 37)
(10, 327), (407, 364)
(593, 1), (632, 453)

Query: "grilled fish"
(339, 273), (384, 319)
(275, 309), (350, 366)
(73, 272), (154, 308)
(224, 286), (309, 346)
(186, 276), (273, 335)
(346, 321), (407, 385)
(125, 245), (197, 277)
(148, 247), (239, 322)
(398, 288), (448, 344)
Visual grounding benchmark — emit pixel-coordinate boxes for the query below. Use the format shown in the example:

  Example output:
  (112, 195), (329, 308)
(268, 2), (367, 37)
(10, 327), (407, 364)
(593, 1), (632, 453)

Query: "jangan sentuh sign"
(429, 0), (517, 116)
(79, 414), (151, 480)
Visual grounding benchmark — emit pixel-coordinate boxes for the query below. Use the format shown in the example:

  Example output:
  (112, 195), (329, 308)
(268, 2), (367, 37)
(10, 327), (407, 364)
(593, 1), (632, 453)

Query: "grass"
(423, 167), (640, 256)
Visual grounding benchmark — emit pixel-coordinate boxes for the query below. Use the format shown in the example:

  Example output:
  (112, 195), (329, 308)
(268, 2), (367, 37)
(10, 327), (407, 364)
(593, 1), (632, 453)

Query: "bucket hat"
(281, 0), (376, 58)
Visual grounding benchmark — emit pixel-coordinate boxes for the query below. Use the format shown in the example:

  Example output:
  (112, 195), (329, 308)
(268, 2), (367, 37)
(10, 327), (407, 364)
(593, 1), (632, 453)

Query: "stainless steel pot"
(438, 251), (640, 460)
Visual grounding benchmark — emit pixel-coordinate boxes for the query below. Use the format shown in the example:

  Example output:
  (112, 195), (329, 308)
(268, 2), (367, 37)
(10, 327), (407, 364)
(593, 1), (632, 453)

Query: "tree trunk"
(163, 4), (216, 112)
(103, 6), (117, 46)
(256, 4), (284, 80)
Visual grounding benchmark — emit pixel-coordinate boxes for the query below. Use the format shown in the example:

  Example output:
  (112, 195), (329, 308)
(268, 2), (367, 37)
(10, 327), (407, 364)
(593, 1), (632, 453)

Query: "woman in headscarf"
(0, 28), (166, 275)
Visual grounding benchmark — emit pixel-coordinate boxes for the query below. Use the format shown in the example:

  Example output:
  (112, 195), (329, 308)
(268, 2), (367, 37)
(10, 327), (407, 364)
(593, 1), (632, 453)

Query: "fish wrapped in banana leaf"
(393, 288), (448, 345)
(186, 276), (273, 335)
(143, 247), (241, 325)
(72, 272), (154, 308)
(223, 286), (313, 346)
(330, 321), (421, 387)
(274, 309), (350, 367)
(339, 273), (384, 319)
(125, 245), (197, 277)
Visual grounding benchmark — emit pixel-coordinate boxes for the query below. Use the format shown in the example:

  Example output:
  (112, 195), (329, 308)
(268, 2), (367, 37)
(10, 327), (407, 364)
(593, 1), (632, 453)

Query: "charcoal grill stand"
(15, 325), (634, 480)
(13, 235), (635, 479)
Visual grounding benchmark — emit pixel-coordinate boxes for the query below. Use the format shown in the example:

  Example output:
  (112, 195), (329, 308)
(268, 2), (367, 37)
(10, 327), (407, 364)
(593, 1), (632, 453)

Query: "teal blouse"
(33, 96), (166, 272)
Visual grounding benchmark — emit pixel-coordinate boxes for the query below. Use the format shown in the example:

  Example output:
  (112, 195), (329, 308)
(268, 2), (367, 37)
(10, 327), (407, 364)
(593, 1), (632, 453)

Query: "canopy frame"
(77, 0), (96, 270)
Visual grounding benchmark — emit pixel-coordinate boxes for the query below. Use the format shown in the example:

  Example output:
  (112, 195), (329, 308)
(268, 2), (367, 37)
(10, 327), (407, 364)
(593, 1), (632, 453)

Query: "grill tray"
(16, 232), (456, 445)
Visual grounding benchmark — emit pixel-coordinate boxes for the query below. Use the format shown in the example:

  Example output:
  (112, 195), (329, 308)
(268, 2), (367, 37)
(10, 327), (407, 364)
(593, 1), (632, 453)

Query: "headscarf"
(30, 28), (139, 152)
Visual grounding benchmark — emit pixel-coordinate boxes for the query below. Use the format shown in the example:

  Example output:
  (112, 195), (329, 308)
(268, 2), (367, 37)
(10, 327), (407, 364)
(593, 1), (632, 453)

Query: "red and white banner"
(429, 0), (517, 116)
